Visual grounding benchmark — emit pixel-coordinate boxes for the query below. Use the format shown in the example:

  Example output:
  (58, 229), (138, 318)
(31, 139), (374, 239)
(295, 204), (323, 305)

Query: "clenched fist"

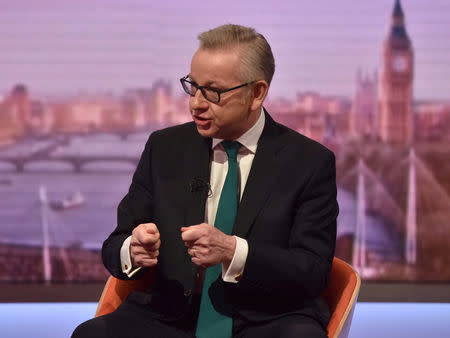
(130, 223), (160, 268)
(181, 223), (236, 269)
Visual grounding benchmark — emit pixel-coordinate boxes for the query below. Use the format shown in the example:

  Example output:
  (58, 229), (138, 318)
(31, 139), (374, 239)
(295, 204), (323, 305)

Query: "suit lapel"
(184, 131), (212, 227)
(233, 112), (285, 238)
(181, 113), (285, 238)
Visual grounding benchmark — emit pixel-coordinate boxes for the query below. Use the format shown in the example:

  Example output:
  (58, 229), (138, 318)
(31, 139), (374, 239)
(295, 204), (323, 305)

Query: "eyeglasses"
(180, 75), (254, 103)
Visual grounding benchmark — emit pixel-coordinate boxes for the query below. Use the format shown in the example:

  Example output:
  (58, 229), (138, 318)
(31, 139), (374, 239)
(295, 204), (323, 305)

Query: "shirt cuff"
(120, 235), (142, 278)
(222, 236), (248, 283)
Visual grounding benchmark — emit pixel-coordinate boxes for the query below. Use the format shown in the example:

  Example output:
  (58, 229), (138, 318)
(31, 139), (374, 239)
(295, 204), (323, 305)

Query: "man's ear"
(250, 80), (269, 111)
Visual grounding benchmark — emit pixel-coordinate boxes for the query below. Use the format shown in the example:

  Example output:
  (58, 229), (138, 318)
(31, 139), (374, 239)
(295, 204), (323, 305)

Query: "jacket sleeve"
(101, 134), (155, 280)
(232, 149), (338, 303)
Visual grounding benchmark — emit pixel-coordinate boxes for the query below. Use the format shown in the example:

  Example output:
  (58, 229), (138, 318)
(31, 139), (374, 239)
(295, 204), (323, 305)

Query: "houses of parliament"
(0, 0), (448, 146)
(351, 0), (414, 146)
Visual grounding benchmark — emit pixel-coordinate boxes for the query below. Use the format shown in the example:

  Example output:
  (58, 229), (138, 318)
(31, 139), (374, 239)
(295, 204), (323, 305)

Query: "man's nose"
(190, 89), (208, 109)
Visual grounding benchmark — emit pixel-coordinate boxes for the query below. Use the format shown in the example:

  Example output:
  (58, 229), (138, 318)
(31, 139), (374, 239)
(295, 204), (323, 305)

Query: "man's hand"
(181, 223), (236, 269)
(130, 223), (160, 268)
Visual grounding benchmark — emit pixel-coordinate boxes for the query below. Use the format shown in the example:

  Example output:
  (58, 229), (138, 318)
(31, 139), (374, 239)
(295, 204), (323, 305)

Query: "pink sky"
(0, 0), (449, 100)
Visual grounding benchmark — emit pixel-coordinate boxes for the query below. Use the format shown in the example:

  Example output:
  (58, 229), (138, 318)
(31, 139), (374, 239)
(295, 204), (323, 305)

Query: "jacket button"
(184, 289), (192, 297)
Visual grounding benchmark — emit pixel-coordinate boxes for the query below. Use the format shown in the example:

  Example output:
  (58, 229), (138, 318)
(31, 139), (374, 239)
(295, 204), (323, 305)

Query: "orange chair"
(95, 269), (154, 317)
(96, 257), (360, 338)
(322, 257), (361, 338)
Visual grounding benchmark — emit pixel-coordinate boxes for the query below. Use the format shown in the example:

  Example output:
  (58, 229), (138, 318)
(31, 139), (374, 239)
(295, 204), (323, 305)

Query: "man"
(73, 24), (338, 338)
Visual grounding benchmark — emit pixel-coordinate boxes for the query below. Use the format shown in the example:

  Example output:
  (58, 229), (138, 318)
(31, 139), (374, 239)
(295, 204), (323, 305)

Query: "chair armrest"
(95, 270), (154, 317)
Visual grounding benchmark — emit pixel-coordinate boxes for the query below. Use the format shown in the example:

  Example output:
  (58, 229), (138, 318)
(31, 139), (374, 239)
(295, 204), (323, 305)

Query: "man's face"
(188, 47), (258, 140)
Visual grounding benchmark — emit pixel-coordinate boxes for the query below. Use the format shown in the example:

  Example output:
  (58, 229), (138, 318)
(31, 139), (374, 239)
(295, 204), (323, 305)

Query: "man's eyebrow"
(187, 74), (197, 83)
(188, 74), (220, 88)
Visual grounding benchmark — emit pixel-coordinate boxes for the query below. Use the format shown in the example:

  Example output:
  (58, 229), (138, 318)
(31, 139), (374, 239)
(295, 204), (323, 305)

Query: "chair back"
(322, 257), (361, 338)
(96, 258), (361, 338)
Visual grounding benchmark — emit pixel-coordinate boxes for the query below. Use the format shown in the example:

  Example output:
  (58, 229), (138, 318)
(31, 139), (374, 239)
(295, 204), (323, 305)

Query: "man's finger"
(181, 225), (200, 232)
(134, 257), (158, 268)
(131, 247), (159, 258)
(181, 228), (202, 242)
(184, 240), (195, 248)
(147, 249), (159, 258)
(144, 223), (159, 234)
(191, 257), (199, 265)
(187, 247), (197, 257)
(140, 233), (160, 246)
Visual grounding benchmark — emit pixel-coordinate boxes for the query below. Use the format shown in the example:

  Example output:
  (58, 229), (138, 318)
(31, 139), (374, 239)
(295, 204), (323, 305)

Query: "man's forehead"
(190, 48), (242, 85)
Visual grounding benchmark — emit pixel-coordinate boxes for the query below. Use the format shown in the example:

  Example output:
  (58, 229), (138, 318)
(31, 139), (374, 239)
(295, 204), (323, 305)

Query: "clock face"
(392, 55), (408, 72)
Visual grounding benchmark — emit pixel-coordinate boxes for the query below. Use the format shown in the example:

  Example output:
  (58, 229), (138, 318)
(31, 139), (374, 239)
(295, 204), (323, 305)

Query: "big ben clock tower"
(379, 0), (414, 145)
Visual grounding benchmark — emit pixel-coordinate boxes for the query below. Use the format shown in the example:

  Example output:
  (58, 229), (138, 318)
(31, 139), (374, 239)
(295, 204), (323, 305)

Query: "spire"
(393, 0), (404, 18)
(391, 0), (405, 27)
(388, 0), (410, 49)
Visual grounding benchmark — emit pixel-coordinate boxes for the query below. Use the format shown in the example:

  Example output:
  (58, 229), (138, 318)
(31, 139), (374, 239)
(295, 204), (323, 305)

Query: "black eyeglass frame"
(180, 75), (255, 103)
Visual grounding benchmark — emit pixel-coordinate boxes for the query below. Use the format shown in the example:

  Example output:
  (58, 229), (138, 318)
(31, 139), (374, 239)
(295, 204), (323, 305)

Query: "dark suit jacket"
(102, 110), (338, 331)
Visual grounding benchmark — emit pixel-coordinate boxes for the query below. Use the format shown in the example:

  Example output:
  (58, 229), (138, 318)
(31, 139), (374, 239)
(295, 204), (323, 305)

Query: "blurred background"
(0, 0), (449, 296)
(1, 1), (450, 336)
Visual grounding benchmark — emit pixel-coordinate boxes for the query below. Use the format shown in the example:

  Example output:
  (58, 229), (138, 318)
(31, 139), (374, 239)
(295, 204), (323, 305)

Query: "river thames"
(0, 132), (399, 260)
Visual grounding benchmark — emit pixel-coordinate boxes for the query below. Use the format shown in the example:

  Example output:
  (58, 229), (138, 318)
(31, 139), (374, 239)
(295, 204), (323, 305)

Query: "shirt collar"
(212, 107), (265, 154)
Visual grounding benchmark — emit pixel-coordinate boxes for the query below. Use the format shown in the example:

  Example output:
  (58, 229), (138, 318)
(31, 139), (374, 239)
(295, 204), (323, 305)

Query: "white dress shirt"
(120, 108), (265, 283)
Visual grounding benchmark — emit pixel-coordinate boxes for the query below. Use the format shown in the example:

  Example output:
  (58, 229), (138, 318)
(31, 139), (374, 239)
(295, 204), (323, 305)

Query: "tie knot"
(221, 141), (240, 161)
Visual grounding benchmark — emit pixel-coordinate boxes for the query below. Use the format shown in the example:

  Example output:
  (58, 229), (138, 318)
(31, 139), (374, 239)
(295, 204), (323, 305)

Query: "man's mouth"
(193, 116), (211, 127)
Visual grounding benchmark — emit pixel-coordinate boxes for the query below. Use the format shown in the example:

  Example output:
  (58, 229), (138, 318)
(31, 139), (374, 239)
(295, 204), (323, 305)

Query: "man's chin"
(196, 125), (217, 138)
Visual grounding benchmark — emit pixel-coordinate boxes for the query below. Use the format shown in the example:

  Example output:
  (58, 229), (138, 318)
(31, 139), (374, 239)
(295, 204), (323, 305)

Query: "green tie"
(196, 140), (240, 338)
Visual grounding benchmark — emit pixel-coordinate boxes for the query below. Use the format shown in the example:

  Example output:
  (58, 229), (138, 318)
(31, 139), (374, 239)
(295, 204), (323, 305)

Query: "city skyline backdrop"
(0, 0), (449, 101)
(1, 0), (450, 284)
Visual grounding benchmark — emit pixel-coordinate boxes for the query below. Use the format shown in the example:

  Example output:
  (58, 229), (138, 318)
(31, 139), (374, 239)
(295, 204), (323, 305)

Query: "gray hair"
(198, 24), (275, 85)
